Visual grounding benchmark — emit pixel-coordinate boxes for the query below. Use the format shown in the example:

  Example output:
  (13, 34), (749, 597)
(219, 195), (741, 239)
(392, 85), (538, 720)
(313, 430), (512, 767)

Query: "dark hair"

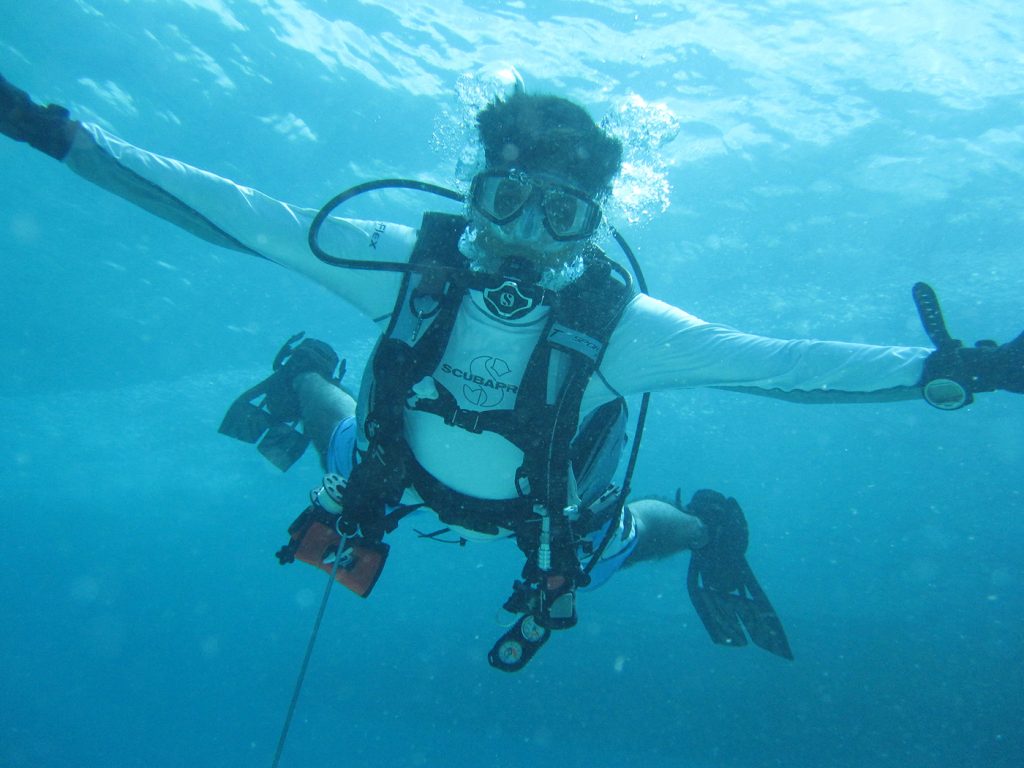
(476, 93), (622, 196)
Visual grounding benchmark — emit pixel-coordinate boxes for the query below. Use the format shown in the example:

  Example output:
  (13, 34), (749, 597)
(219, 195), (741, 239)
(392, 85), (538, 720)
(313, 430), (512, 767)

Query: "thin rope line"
(271, 544), (345, 768)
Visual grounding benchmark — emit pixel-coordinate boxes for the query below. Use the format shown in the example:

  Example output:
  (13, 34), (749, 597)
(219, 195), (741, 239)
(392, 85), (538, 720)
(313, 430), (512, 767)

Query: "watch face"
(923, 377), (969, 410)
(483, 279), (536, 320)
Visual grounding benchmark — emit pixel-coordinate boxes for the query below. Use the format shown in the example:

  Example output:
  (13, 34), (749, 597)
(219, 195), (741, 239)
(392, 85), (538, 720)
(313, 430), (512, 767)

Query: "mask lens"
(493, 178), (530, 219)
(542, 188), (600, 240)
(473, 174), (532, 223)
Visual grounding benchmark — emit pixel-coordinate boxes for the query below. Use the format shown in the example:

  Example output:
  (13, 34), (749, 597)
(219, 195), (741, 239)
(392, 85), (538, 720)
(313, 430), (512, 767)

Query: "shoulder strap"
(518, 250), (633, 509)
(410, 212), (467, 269)
(550, 250), (633, 360)
(346, 213), (469, 538)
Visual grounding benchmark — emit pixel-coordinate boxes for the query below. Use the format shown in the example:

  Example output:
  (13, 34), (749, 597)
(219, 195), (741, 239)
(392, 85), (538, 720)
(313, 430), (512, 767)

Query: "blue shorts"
(326, 416), (360, 479)
(326, 416), (637, 590)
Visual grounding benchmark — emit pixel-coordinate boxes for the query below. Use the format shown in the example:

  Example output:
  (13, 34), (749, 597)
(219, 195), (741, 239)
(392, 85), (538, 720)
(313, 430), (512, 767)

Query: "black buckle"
(444, 407), (483, 433)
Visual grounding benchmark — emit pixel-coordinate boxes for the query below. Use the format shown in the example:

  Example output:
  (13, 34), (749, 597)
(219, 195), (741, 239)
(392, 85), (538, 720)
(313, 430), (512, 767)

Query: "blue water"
(2, 2), (1022, 767)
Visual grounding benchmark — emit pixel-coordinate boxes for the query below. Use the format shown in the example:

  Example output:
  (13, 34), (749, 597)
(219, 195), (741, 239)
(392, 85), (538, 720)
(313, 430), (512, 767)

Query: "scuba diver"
(3, 71), (1022, 671)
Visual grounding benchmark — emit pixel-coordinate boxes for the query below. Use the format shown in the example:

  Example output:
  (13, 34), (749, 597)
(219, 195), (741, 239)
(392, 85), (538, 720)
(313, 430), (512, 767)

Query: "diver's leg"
(294, 371), (356, 467)
(625, 498), (708, 565)
(219, 335), (350, 472)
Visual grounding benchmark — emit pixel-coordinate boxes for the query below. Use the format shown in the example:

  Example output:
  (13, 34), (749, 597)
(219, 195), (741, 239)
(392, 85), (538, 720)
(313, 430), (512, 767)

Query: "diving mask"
(470, 170), (602, 242)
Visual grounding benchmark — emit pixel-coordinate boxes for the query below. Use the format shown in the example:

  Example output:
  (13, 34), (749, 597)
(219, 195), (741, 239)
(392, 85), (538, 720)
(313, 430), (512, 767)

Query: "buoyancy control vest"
(343, 212), (635, 577)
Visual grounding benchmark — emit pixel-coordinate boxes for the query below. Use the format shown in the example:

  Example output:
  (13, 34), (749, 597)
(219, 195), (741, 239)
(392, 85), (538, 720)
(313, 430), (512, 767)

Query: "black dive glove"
(0, 73), (76, 160)
(914, 282), (1024, 410)
(921, 332), (1024, 409)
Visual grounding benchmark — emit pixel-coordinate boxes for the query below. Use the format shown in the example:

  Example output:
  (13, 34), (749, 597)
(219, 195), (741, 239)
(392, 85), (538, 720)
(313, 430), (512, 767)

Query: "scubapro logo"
(441, 356), (518, 407)
(483, 280), (534, 320)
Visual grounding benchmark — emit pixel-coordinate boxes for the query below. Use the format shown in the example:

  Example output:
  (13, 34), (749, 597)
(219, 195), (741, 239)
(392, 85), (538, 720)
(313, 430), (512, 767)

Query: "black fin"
(257, 422), (311, 472)
(218, 395), (272, 443)
(218, 333), (341, 471)
(687, 555), (793, 660)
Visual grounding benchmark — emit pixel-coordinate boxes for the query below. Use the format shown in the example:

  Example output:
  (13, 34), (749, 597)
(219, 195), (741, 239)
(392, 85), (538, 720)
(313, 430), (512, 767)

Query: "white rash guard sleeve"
(590, 294), (930, 406)
(63, 122), (414, 322)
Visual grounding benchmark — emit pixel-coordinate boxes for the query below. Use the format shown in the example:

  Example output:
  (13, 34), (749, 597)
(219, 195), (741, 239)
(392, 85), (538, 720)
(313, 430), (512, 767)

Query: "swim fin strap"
(687, 554), (793, 660)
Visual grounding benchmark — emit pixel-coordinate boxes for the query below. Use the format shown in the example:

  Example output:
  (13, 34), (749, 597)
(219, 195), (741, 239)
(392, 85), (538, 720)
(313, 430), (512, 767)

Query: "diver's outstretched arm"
(1, 72), (411, 322)
(600, 290), (1021, 409)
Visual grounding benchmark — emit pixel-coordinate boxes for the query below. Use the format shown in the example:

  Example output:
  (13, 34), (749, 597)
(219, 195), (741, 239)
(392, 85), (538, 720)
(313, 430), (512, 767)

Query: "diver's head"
(464, 92), (623, 283)
(477, 92), (622, 195)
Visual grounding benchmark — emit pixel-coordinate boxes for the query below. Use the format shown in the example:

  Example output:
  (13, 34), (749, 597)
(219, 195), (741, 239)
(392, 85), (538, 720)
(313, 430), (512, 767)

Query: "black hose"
(308, 178), (464, 273)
